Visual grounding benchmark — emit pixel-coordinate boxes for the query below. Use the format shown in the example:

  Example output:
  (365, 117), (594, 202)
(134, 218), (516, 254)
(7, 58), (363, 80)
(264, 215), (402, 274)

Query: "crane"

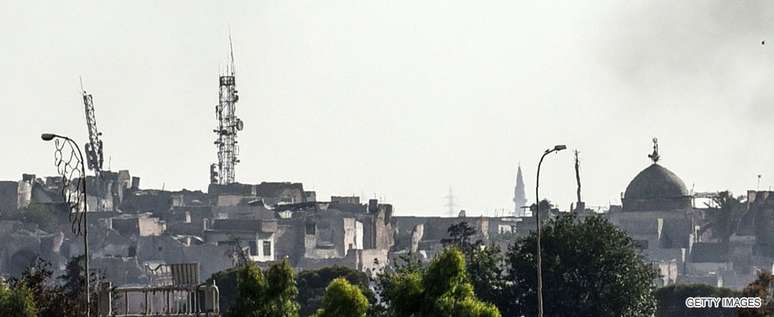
(81, 80), (104, 177)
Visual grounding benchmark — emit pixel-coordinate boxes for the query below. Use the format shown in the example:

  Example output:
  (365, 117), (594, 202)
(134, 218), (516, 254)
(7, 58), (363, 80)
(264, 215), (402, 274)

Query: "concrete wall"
(16, 181), (32, 210)
(111, 216), (164, 237)
(216, 194), (254, 207)
(0, 181), (20, 214)
(343, 218), (363, 253)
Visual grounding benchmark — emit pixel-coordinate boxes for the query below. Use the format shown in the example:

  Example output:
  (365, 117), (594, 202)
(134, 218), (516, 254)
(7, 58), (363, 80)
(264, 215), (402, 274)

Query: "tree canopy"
(297, 266), (374, 317)
(703, 191), (744, 244)
(228, 260), (300, 317)
(654, 284), (739, 317)
(379, 247), (501, 317)
(0, 280), (37, 317)
(505, 214), (657, 317)
(312, 278), (368, 317)
(739, 271), (774, 317)
(446, 221), (505, 308)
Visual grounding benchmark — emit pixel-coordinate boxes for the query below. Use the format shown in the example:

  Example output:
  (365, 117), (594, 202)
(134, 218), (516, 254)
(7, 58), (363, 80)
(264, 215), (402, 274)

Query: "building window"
(306, 223), (316, 235)
(263, 241), (271, 257)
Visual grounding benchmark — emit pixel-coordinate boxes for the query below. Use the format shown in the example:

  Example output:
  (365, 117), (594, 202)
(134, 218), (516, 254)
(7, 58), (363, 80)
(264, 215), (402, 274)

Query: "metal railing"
(96, 282), (219, 317)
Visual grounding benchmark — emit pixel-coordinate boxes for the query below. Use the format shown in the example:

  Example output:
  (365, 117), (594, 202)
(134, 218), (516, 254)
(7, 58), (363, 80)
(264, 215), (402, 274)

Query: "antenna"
(228, 28), (236, 76)
(574, 150), (582, 206)
(212, 33), (243, 185)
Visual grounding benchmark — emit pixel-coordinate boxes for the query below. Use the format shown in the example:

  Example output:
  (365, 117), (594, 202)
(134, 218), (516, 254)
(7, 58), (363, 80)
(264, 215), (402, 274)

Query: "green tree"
(228, 260), (300, 317)
(0, 280), (38, 317)
(654, 284), (739, 317)
(265, 260), (300, 317)
(738, 271), (774, 317)
(312, 278), (368, 317)
(297, 266), (374, 317)
(10, 257), (80, 317)
(446, 222), (505, 309)
(447, 222), (478, 252)
(21, 203), (58, 233)
(505, 214), (657, 317)
(230, 262), (269, 317)
(379, 247), (500, 317)
(208, 266), (240, 314)
(703, 191), (744, 244)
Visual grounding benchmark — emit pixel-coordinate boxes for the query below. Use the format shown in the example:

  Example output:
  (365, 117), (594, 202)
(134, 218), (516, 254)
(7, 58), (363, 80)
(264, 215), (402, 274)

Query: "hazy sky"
(2, 1), (774, 216)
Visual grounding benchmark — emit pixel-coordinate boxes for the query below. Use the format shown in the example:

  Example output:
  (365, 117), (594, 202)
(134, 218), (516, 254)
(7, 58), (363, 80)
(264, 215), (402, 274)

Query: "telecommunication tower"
(211, 36), (244, 185)
(81, 80), (104, 176)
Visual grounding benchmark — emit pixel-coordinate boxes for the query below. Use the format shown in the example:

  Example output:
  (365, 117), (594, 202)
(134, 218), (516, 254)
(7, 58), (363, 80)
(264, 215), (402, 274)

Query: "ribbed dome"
(622, 163), (691, 212)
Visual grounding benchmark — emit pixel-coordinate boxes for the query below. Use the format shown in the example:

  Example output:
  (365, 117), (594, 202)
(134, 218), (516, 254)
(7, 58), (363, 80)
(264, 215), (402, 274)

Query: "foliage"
(265, 260), (300, 317)
(465, 244), (504, 308)
(5, 257), (85, 317)
(0, 280), (38, 317)
(297, 266), (374, 317)
(228, 260), (300, 317)
(739, 271), (774, 317)
(208, 266), (240, 314)
(312, 278), (368, 317)
(21, 203), (59, 233)
(447, 222), (505, 308)
(529, 199), (555, 216)
(505, 213), (657, 317)
(654, 284), (739, 317)
(447, 222), (478, 251)
(59, 256), (85, 308)
(378, 247), (500, 317)
(704, 191), (744, 243)
(230, 262), (268, 317)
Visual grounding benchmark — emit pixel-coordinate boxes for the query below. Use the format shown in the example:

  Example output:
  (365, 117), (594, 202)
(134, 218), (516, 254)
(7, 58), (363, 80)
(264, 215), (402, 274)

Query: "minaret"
(513, 165), (527, 216)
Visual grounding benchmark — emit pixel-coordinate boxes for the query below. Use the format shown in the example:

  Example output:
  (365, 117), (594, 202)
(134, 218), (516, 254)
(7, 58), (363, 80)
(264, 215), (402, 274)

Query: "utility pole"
(41, 133), (90, 317)
(574, 150), (582, 211)
(535, 145), (566, 317)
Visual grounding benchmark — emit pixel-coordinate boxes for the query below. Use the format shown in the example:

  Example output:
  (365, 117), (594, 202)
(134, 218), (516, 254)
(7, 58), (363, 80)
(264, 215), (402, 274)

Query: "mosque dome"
(622, 163), (692, 212)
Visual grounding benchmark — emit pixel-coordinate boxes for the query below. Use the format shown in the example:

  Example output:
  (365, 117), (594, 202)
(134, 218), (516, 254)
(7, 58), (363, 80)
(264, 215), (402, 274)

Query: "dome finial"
(648, 137), (660, 163)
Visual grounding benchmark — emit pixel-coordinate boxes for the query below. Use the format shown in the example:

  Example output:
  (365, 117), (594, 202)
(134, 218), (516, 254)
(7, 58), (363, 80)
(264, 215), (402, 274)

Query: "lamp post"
(41, 133), (90, 317)
(535, 144), (566, 317)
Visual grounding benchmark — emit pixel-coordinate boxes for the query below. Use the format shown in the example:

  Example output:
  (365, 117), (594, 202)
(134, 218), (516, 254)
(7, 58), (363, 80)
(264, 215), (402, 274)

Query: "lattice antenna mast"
(81, 78), (104, 177)
(212, 35), (243, 185)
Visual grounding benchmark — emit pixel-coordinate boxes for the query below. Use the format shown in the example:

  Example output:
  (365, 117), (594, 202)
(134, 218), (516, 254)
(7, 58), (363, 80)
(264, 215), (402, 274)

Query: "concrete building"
(204, 219), (277, 262)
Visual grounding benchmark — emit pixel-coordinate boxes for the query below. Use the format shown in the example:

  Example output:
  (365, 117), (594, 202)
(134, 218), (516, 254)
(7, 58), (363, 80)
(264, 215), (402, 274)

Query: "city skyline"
(3, 0), (774, 216)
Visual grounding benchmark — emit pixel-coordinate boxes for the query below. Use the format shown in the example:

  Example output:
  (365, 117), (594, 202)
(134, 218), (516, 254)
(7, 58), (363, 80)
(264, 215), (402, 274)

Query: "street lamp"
(41, 133), (90, 317)
(535, 144), (566, 317)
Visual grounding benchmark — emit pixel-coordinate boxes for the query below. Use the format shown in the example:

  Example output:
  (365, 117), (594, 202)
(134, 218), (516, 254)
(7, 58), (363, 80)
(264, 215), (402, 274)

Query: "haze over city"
(3, 0), (774, 216)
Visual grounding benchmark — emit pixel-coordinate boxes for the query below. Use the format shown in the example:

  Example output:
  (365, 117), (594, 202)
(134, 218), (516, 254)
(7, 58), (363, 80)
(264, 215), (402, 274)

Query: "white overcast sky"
(2, 0), (774, 216)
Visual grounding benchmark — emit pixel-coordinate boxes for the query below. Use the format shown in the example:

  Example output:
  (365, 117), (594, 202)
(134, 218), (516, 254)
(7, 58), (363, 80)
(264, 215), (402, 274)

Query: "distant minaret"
(445, 187), (457, 217)
(513, 165), (527, 216)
